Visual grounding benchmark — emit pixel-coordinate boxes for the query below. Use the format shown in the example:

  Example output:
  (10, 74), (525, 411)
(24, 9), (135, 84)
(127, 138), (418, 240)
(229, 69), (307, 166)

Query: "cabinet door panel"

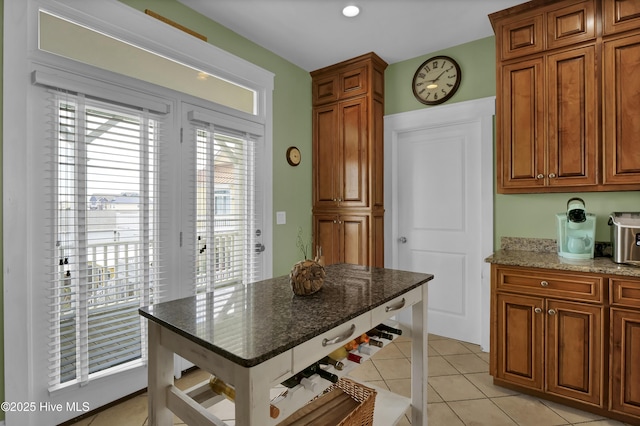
(313, 105), (339, 207)
(547, 1), (596, 50)
(604, 34), (640, 185)
(546, 300), (602, 406)
(611, 308), (640, 418)
(312, 74), (339, 105)
(340, 98), (368, 207)
(340, 215), (369, 266)
(547, 46), (597, 187)
(495, 293), (544, 390)
(340, 66), (367, 99)
(313, 214), (339, 266)
(500, 14), (544, 60)
(604, 0), (640, 35)
(500, 58), (545, 190)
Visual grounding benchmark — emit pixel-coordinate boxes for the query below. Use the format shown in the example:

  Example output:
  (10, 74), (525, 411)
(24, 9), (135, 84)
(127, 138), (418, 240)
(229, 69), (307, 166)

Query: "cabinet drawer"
(370, 287), (422, 327)
(291, 311), (370, 373)
(495, 267), (603, 302)
(611, 277), (640, 308)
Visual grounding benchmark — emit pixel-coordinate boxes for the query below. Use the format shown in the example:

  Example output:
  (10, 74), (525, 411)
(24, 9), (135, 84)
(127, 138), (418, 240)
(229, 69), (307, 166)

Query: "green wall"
(0, 0), (4, 417)
(385, 36), (639, 248)
(119, 0), (313, 276)
(1, 2), (638, 420)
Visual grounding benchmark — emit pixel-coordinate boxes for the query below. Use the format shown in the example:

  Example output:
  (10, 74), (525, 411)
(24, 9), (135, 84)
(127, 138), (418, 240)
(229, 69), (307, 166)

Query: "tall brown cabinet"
(311, 53), (387, 267)
(490, 0), (640, 194)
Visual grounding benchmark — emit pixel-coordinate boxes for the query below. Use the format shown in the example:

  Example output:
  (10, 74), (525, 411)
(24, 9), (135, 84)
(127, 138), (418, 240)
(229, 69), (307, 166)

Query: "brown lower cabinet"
(491, 265), (640, 423)
(313, 213), (369, 266)
(610, 277), (640, 419)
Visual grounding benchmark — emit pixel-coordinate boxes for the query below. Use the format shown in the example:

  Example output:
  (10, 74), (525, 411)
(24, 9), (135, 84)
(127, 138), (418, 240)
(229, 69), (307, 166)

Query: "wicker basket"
(277, 378), (376, 426)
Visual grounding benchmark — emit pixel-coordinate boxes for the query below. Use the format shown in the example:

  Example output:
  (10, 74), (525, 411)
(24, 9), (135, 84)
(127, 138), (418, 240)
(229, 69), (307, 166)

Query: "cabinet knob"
(548, 173), (556, 179)
(534, 307), (542, 314)
(548, 309), (557, 315)
(536, 174), (544, 179)
(540, 281), (549, 287)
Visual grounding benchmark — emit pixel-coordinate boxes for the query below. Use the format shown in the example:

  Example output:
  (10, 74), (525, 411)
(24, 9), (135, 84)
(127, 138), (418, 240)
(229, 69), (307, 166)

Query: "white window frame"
(4, 0), (274, 424)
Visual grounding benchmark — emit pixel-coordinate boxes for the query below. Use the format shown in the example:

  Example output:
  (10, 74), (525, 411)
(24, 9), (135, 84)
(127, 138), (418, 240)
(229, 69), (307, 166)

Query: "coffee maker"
(556, 197), (596, 259)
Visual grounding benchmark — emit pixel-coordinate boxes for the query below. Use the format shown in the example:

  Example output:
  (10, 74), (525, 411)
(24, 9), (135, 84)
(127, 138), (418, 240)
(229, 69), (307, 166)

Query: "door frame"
(384, 97), (495, 350)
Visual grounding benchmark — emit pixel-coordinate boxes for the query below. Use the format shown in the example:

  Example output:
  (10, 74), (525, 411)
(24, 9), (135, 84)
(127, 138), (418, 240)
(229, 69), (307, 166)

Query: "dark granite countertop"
(486, 250), (640, 278)
(139, 263), (433, 368)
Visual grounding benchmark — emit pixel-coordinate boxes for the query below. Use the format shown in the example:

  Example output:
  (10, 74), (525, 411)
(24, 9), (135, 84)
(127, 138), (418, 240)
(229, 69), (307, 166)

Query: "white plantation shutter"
(184, 105), (264, 294)
(43, 85), (166, 390)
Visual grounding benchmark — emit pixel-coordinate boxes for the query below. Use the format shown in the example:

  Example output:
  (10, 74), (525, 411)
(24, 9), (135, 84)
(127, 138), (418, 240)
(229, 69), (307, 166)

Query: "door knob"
(398, 237), (407, 243)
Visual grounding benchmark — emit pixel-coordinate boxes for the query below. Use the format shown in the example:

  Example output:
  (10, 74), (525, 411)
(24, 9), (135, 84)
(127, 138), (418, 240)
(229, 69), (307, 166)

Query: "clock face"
(286, 146), (301, 166)
(412, 56), (461, 105)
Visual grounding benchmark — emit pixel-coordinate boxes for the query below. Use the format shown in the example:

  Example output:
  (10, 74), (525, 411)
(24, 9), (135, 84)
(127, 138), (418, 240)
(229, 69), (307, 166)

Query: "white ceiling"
(178, 0), (525, 71)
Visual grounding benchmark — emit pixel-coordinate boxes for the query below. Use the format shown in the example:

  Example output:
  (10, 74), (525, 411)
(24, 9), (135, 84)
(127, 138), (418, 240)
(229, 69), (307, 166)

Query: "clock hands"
(418, 67), (454, 86)
(430, 70), (447, 83)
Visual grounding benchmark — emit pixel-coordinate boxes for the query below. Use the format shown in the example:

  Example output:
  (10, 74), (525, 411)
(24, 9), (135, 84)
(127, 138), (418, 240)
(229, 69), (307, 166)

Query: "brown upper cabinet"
(603, 0), (640, 35)
(311, 53), (387, 267)
(490, 0), (640, 193)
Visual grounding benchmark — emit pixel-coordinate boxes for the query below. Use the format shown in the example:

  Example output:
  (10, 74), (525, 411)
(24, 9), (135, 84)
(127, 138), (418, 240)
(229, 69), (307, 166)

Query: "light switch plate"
(276, 211), (286, 225)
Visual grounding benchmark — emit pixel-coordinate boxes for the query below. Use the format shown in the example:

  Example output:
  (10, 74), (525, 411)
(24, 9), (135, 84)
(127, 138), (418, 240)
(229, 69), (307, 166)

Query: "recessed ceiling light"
(342, 5), (360, 18)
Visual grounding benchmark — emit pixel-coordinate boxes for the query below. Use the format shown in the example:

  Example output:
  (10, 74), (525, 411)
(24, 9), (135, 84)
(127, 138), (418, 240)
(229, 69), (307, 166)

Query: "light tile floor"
(65, 334), (633, 426)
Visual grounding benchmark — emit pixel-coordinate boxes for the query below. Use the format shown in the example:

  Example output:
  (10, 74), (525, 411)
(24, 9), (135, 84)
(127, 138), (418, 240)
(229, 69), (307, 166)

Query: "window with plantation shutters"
(184, 105), (264, 295)
(7, 3), (273, 421)
(46, 87), (166, 389)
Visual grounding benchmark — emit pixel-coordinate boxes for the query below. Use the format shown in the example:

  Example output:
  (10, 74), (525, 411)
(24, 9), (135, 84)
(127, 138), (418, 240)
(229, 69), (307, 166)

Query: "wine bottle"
(376, 323), (403, 335)
(368, 328), (394, 340)
(347, 352), (362, 363)
(319, 356), (344, 371)
(210, 376), (280, 418)
(369, 338), (384, 348)
(357, 343), (372, 355)
(303, 363), (339, 383)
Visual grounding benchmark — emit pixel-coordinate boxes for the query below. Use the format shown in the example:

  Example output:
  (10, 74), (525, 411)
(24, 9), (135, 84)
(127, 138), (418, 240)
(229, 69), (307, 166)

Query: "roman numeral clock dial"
(412, 55), (462, 105)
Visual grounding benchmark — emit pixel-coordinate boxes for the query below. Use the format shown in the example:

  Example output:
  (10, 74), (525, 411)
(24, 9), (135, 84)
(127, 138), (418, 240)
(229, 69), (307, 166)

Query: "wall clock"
(412, 55), (462, 105)
(286, 146), (301, 166)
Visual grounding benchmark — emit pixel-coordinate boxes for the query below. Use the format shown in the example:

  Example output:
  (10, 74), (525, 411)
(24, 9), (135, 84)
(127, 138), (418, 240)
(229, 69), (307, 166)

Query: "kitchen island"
(139, 263), (434, 426)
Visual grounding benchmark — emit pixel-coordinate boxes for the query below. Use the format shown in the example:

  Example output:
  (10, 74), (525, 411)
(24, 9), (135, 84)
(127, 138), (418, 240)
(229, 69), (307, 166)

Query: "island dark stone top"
(139, 263), (433, 368)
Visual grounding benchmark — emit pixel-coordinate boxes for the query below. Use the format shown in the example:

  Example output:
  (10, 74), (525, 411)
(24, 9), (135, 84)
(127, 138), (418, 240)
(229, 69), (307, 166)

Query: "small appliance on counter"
(556, 197), (596, 259)
(608, 212), (640, 266)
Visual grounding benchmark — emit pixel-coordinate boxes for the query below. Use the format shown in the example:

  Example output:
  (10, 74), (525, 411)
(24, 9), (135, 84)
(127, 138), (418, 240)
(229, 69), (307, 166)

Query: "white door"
(385, 98), (494, 347)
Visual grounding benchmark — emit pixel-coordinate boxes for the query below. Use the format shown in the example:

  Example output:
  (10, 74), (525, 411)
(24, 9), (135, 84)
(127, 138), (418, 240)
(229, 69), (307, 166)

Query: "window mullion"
(206, 127), (216, 293)
(140, 111), (151, 307)
(75, 95), (90, 385)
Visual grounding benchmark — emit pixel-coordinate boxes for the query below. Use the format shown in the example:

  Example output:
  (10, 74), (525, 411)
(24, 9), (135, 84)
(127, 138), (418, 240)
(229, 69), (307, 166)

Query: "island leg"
(411, 284), (429, 425)
(147, 321), (174, 426)
(233, 363), (272, 426)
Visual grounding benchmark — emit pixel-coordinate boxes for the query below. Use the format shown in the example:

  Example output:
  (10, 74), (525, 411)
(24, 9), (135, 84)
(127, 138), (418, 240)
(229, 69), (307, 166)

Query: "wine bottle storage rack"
(181, 321), (408, 425)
